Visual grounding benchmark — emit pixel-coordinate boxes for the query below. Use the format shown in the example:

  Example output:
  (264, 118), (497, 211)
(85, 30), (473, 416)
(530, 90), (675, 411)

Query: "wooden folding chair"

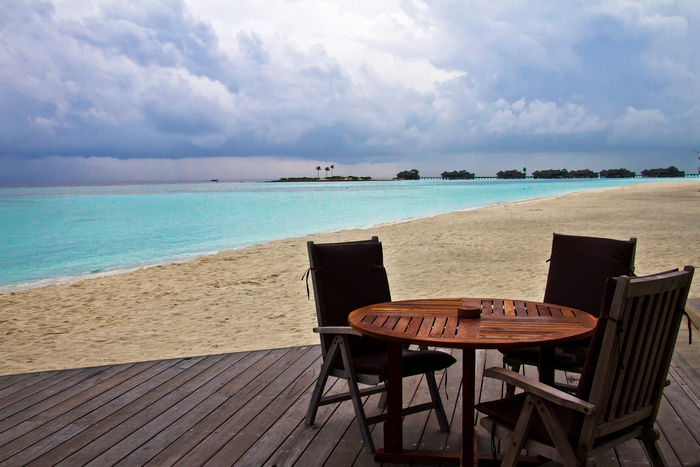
(478, 266), (694, 466)
(304, 237), (455, 453)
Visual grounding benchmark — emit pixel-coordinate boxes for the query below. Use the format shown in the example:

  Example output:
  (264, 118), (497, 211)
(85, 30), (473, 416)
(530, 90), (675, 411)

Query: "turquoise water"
(0, 178), (688, 291)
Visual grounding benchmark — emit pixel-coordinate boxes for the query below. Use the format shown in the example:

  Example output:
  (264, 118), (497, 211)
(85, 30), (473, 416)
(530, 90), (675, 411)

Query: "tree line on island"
(272, 164), (373, 182)
(396, 166), (685, 180)
(273, 164), (687, 182)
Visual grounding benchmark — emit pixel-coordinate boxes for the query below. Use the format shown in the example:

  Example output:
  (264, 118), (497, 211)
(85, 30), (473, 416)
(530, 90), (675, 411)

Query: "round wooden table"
(348, 298), (597, 466)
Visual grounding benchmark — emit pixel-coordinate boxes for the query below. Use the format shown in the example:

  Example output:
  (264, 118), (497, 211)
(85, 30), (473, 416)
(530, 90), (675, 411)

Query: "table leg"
(385, 342), (403, 454)
(376, 344), (462, 464)
(463, 348), (476, 467)
(539, 345), (555, 386)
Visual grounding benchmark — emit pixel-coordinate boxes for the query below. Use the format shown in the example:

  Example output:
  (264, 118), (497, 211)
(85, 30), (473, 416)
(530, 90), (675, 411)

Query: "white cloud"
(30, 117), (60, 135)
(612, 107), (667, 139)
(188, 0), (461, 93)
(487, 99), (603, 135)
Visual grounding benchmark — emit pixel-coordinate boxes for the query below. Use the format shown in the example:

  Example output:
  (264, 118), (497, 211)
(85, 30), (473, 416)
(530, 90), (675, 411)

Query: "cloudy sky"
(1, 0), (699, 182)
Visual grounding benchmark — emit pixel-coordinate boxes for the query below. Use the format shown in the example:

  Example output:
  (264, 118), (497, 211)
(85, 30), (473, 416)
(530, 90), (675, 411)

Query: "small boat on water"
(210, 179), (219, 182)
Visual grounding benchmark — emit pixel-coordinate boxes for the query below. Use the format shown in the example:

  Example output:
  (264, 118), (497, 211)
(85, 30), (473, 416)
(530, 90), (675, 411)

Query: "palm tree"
(316, 166), (321, 178)
(324, 167), (330, 178)
(330, 164), (335, 176)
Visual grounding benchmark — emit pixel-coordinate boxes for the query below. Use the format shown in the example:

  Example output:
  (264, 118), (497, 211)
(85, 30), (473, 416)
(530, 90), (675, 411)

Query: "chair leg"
(378, 389), (388, 409)
(338, 336), (376, 453)
(426, 371), (451, 432)
(501, 394), (536, 467)
(533, 396), (579, 467)
(504, 362), (522, 397)
(642, 438), (669, 467)
(306, 337), (341, 426)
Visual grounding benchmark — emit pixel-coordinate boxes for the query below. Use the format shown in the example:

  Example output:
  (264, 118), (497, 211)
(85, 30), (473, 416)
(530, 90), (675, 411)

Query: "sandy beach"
(1, 180), (699, 376)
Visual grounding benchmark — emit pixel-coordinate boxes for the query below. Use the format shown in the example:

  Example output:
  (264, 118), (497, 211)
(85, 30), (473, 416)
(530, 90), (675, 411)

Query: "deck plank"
(665, 369), (700, 444)
(168, 347), (311, 466)
(0, 367), (99, 414)
(0, 370), (63, 398)
(140, 351), (284, 467)
(656, 394), (700, 466)
(87, 351), (263, 466)
(51, 353), (253, 467)
(2, 359), (187, 466)
(419, 348), (461, 454)
(0, 345), (698, 466)
(0, 360), (164, 459)
(655, 416), (683, 467)
(20, 355), (229, 466)
(232, 371), (320, 466)
(202, 346), (321, 465)
(263, 378), (349, 466)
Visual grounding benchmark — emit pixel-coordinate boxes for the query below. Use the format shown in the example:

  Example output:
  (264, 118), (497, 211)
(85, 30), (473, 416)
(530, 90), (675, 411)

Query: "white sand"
(1, 180), (698, 375)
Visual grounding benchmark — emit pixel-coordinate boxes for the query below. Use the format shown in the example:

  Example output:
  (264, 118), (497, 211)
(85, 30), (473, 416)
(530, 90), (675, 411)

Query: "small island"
(271, 175), (373, 182)
(271, 164), (373, 182)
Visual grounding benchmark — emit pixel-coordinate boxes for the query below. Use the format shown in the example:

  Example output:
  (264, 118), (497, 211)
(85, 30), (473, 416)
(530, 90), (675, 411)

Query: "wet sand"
(1, 180), (698, 375)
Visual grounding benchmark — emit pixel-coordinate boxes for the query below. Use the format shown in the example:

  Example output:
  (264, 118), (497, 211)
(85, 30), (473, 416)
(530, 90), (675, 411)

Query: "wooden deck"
(1, 344), (698, 466)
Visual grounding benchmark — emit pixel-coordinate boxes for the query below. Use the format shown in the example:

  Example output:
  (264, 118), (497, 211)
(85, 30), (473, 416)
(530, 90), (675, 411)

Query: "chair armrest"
(313, 326), (363, 337)
(484, 367), (597, 415)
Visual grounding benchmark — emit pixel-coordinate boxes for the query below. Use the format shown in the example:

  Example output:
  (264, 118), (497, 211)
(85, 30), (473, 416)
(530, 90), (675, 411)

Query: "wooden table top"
(348, 298), (597, 350)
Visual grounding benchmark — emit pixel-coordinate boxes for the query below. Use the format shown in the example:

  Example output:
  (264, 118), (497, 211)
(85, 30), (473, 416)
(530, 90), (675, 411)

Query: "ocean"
(0, 178), (688, 292)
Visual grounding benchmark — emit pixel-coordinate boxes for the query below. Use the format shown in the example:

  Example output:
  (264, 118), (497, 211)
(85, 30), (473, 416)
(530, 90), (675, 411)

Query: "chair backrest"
(576, 266), (694, 448)
(307, 237), (392, 358)
(543, 233), (637, 317)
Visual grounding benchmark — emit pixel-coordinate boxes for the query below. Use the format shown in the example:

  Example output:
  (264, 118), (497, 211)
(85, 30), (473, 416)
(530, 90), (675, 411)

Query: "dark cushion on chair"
(335, 348), (457, 380)
(543, 233), (636, 318)
(499, 234), (635, 377)
(311, 240), (392, 357)
(574, 277), (616, 401)
(476, 392), (583, 445)
(500, 344), (585, 370)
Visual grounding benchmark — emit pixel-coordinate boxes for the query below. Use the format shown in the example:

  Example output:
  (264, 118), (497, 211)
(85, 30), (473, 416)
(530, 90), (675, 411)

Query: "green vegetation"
(272, 175), (372, 182)
(274, 162), (688, 183)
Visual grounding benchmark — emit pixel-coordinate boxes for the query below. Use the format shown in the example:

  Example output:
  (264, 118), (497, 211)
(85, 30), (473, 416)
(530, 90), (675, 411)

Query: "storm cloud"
(1, 0), (699, 181)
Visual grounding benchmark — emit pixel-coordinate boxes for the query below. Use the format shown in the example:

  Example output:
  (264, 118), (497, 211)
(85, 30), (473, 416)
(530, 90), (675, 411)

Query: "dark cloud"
(0, 0), (699, 181)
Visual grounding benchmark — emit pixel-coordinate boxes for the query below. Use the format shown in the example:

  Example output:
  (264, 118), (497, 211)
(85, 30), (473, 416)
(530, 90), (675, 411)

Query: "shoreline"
(0, 181), (664, 294)
(1, 180), (698, 375)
